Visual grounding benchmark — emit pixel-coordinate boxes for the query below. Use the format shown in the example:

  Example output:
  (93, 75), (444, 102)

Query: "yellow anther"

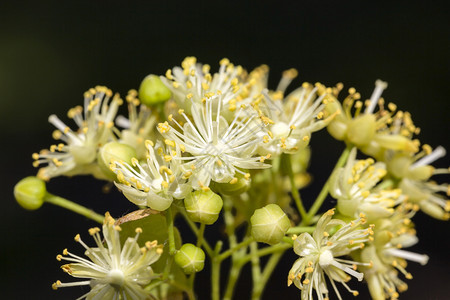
(74, 234), (81, 242)
(229, 177), (238, 184)
(186, 80), (193, 89)
(172, 82), (180, 88)
(88, 227), (100, 235)
(220, 58), (230, 65)
(305, 267), (314, 273)
(165, 139), (176, 147)
(165, 69), (173, 80)
(52, 280), (61, 290)
(135, 227), (143, 233)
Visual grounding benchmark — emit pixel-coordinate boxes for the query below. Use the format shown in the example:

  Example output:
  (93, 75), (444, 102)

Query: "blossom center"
(107, 269), (125, 288)
(318, 249), (334, 267)
(271, 122), (290, 138)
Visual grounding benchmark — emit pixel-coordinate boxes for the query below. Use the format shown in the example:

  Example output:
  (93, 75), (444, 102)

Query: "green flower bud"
(210, 173), (250, 196)
(139, 74), (171, 106)
(184, 189), (223, 225)
(174, 243), (205, 274)
(14, 176), (46, 210)
(250, 204), (291, 245)
(97, 142), (137, 179)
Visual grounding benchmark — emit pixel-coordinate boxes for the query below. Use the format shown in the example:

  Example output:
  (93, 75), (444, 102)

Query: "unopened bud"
(250, 204), (291, 245)
(14, 176), (46, 210)
(174, 243), (205, 274)
(184, 189), (223, 224)
(211, 173), (250, 196)
(98, 142), (137, 179)
(139, 75), (171, 106)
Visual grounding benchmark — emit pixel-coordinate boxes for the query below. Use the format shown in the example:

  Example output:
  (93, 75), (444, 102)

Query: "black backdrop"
(1, 1), (449, 299)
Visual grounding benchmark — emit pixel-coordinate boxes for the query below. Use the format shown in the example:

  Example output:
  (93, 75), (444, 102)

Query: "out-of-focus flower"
(387, 145), (450, 220)
(33, 86), (122, 180)
(324, 80), (418, 159)
(361, 204), (429, 300)
(116, 89), (158, 160)
(330, 148), (402, 221)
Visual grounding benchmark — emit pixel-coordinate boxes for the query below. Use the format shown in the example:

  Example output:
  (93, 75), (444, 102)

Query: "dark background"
(1, 1), (449, 299)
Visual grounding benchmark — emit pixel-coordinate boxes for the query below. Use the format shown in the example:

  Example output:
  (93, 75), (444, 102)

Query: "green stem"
(303, 145), (352, 225)
(196, 223), (206, 248)
(223, 260), (244, 300)
(286, 226), (316, 235)
(44, 193), (104, 223)
(252, 252), (284, 300)
(188, 223), (206, 289)
(179, 209), (213, 257)
(240, 242), (291, 264)
(211, 242), (223, 300)
(217, 237), (254, 262)
(250, 241), (261, 291)
(283, 154), (307, 220)
(165, 207), (176, 255)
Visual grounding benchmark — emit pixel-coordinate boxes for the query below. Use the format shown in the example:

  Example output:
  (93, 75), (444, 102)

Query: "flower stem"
(179, 208), (213, 257)
(252, 251), (284, 299)
(283, 154), (307, 220)
(303, 145), (352, 225)
(165, 207), (176, 255)
(217, 237), (254, 262)
(250, 241), (261, 295)
(43, 192), (104, 224)
(240, 242), (291, 264)
(196, 223), (206, 248)
(286, 226), (316, 235)
(211, 241), (223, 300)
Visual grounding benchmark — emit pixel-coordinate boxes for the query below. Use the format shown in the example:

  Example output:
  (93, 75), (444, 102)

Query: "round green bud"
(14, 176), (46, 210)
(250, 204), (291, 245)
(174, 243), (205, 274)
(184, 189), (223, 225)
(138, 74), (171, 106)
(210, 173), (250, 196)
(97, 142), (137, 179)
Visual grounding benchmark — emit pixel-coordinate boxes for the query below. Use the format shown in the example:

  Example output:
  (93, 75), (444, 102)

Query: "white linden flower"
(325, 80), (418, 160)
(53, 212), (163, 300)
(362, 204), (429, 300)
(396, 145), (450, 220)
(157, 96), (271, 190)
(116, 89), (158, 160)
(330, 148), (402, 221)
(111, 140), (191, 211)
(288, 209), (373, 300)
(256, 74), (333, 155)
(32, 86), (122, 180)
(161, 56), (250, 114)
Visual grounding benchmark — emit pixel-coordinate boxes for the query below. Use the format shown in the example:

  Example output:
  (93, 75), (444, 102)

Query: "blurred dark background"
(1, 0), (449, 299)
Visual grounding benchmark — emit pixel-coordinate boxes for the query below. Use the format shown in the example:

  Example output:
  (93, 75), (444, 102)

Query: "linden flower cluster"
(14, 56), (448, 300)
